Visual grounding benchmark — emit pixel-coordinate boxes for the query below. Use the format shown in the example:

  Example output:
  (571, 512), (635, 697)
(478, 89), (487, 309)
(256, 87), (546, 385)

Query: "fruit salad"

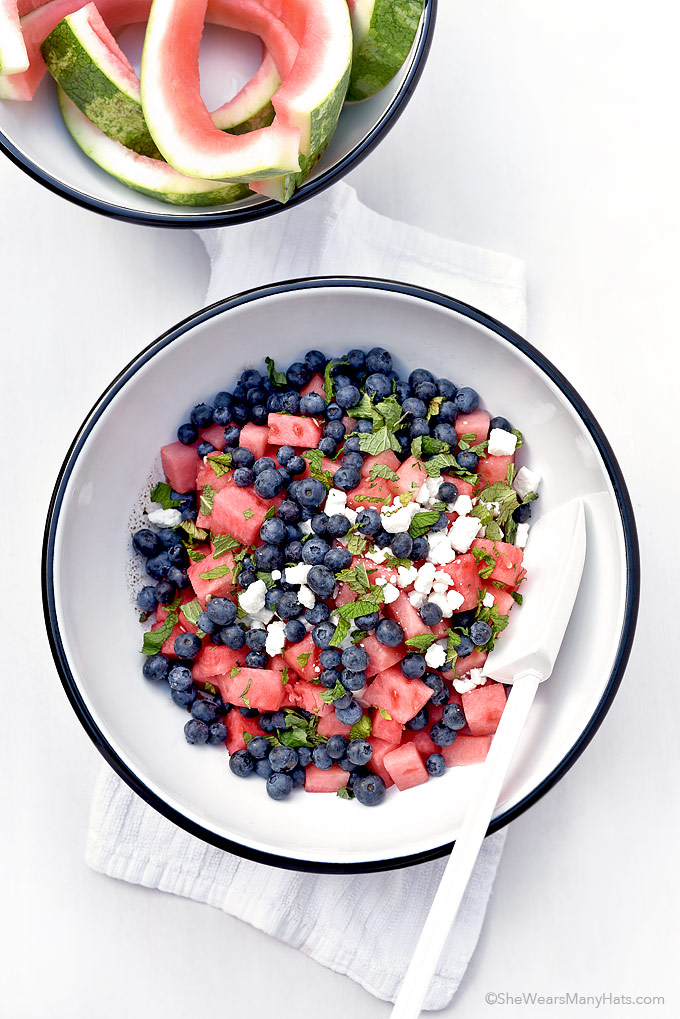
(133, 347), (541, 805)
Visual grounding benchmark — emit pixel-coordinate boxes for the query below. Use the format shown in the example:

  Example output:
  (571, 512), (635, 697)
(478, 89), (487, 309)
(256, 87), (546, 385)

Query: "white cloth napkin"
(88, 182), (526, 1011)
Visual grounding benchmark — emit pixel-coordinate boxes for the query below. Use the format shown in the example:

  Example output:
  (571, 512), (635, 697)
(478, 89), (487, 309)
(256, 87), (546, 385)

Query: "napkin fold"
(88, 182), (526, 1011)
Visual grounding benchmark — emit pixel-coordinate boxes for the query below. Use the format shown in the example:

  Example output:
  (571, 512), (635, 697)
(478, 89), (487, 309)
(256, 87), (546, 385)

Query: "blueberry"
(247, 735), (272, 760)
(258, 518), (286, 547)
(394, 380), (412, 402)
(320, 648), (341, 669)
(453, 387), (479, 414)
(269, 745), (298, 773)
(442, 703), (466, 730)
(319, 669), (340, 692)
(276, 591), (304, 620)
(343, 348), (364, 371)
(347, 738), (373, 766)
(255, 758), (274, 779)
(252, 456), (276, 478)
(253, 470), (283, 499)
(325, 402), (343, 421)
(364, 373), (392, 399)
(240, 369), (262, 389)
(302, 536), (330, 565)
(419, 601), (443, 626)
(171, 685), (196, 708)
(214, 390), (233, 409)
(174, 633), (202, 659)
(239, 706), (259, 718)
(410, 536), (429, 560)
(436, 378), (457, 399)
(335, 384), (360, 409)
(177, 422), (198, 445)
(490, 415), (512, 432)
(285, 540), (303, 562)
(266, 773), (293, 799)
(401, 653), (426, 679)
(409, 418), (430, 440)
(297, 746), (312, 768)
(311, 513), (329, 536)
(229, 749), (255, 777)
(305, 602), (330, 624)
(254, 544), (284, 571)
(513, 502), (532, 524)
(437, 401), (457, 424)
(133, 528), (162, 558)
(270, 710), (289, 731)
(375, 618), (404, 647)
(246, 388), (267, 408)
(306, 565), (335, 598)
(317, 437), (337, 457)
(305, 349), (327, 373)
(267, 393), (284, 413)
(245, 650), (268, 669)
(277, 446), (295, 467)
(223, 425), (241, 446)
(341, 669), (367, 691)
(337, 753), (358, 772)
(324, 420), (346, 442)
(232, 468), (252, 488)
(290, 766), (305, 788)
(354, 610), (379, 631)
(245, 628), (267, 651)
(333, 466), (361, 491)
(142, 654), (169, 682)
(373, 529), (393, 548)
(212, 406), (231, 426)
(146, 551), (171, 580)
(311, 745), (333, 770)
(325, 514), (350, 539)
(470, 620), (492, 646)
(430, 723), (458, 747)
(278, 501), (301, 526)
(406, 706), (429, 731)
(324, 737), (348, 763)
(324, 547), (352, 573)
(222, 625), (246, 649)
(300, 393), (326, 416)
(391, 532), (413, 558)
(433, 423), (458, 447)
(232, 403), (249, 424)
(335, 699), (363, 725)
(408, 367), (435, 388)
(287, 456), (306, 476)
(451, 609), (476, 628)
(365, 347), (392, 374)
(333, 373), (352, 392)
(456, 635), (475, 658)
(285, 619), (306, 643)
(341, 452), (364, 471)
(456, 449), (479, 471)
(206, 598), (237, 626)
(167, 666), (192, 692)
(343, 435), (361, 453)
(422, 672), (448, 706)
(286, 362), (310, 389)
(208, 722), (227, 745)
(341, 646), (369, 672)
(354, 773), (386, 806)
(157, 575), (178, 600)
(312, 620), (336, 648)
(197, 441), (216, 458)
(438, 482), (458, 503)
(137, 585), (157, 613)
(402, 397), (428, 419)
(356, 508), (381, 535)
(191, 698), (221, 724)
(184, 719), (209, 744)
(231, 446), (255, 469)
(295, 478), (327, 510)
(167, 543), (189, 567)
(426, 753), (446, 777)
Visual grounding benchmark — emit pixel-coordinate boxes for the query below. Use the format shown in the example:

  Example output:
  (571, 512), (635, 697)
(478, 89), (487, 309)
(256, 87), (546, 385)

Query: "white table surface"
(1, 2), (677, 1016)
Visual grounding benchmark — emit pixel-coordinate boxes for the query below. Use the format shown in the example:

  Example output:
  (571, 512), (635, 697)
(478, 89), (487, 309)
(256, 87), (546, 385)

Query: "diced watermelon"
(370, 707), (404, 744)
(300, 373), (326, 399)
(360, 450), (401, 480)
(335, 582), (355, 607)
(267, 413), (322, 448)
(476, 454), (514, 490)
(299, 455), (337, 481)
(442, 734), (492, 767)
(196, 458), (234, 492)
(453, 479), (476, 499)
(386, 593), (430, 638)
(192, 643), (243, 682)
(360, 632), (405, 677)
(199, 424), (227, 451)
(210, 485), (272, 545)
(443, 649), (488, 678)
(288, 680), (332, 716)
(440, 553), (481, 610)
(461, 682), (507, 736)
(160, 441), (201, 494)
(317, 713), (352, 738)
(226, 710), (263, 754)
(402, 727), (439, 759)
(367, 737), (397, 788)
(365, 666), (431, 724)
(282, 633), (321, 682)
(471, 538), (524, 586)
(483, 583), (516, 616)
(149, 620), (185, 658)
(383, 743), (429, 791)
(304, 765), (349, 793)
(346, 476), (396, 512)
(187, 550), (237, 606)
(240, 422), (269, 460)
(394, 456), (428, 497)
(219, 667), (285, 712)
(455, 409), (490, 445)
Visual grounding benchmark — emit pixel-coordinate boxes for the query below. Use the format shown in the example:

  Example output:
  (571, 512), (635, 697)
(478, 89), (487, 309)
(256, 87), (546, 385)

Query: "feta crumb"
(265, 621), (286, 657)
(397, 565), (418, 588)
(382, 582), (400, 604)
(488, 428), (518, 457)
(452, 494), (473, 517)
(415, 482), (430, 506)
(449, 515), (483, 553)
(513, 466), (541, 501)
(433, 570), (454, 588)
(426, 538), (456, 565)
(426, 476), (442, 498)
(344, 507), (358, 525)
(515, 522), (530, 548)
(446, 589), (465, 612)
(425, 643), (447, 669)
(366, 547), (387, 564)
(428, 592), (453, 619)
(413, 562), (436, 594)
(408, 591), (427, 610)
(324, 488), (347, 516)
(246, 607), (275, 626)
(375, 577), (387, 586)
(297, 584), (316, 609)
(271, 570), (282, 581)
(147, 507), (182, 528)
(380, 501), (419, 534)
(453, 668), (487, 694)
(483, 591), (495, 608)
(284, 563), (311, 586)
(238, 579), (266, 615)
(432, 582), (448, 595)
(299, 519), (314, 536)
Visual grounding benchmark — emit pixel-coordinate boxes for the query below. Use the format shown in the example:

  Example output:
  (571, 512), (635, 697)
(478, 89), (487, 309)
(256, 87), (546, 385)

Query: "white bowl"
(0, 4), (436, 227)
(43, 278), (639, 872)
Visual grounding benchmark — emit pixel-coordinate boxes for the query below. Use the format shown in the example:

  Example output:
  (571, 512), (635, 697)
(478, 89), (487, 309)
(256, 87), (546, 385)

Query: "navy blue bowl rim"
(42, 276), (639, 874)
(0, 0), (436, 229)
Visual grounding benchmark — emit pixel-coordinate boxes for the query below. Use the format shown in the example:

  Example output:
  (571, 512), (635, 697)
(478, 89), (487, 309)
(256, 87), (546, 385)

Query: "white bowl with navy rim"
(43, 277), (639, 873)
(0, 2), (436, 228)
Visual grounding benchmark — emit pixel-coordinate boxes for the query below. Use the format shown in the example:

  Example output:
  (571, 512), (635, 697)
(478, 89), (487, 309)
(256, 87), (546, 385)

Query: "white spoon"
(391, 497), (587, 1019)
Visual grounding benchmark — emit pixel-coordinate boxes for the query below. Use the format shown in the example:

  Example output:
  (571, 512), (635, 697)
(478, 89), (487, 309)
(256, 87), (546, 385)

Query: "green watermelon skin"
(347, 0), (423, 102)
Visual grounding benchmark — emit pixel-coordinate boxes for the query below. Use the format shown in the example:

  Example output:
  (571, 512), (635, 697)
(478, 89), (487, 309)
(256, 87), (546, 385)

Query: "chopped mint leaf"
(337, 786), (354, 800)
(378, 707), (392, 721)
(199, 563), (232, 581)
(427, 396), (444, 420)
(207, 452), (232, 478)
(506, 463), (517, 485)
(256, 571), (276, 590)
(296, 651), (312, 668)
(349, 715), (372, 741)
(239, 676), (252, 708)
(185, 547), (206, 562)
(398, 491), (416, 507)
(411, 435), (450, 459)
(141, 613), (177, 656)
(335, 590), (385, 621)
(243, 508), (254, 520)
(383, 554), (411, 569)
(243, 731), (253, 746)
(346, 392), (381, 423)
(478, 481), (519, 529)
(204, 681), (217, 695)
(335, 562), (371, 595)
(281, 666), (290, 686)
(199, 485), (215, 517)
(522, 491), (539, 504)
(358, 427), (401, 456)
(459, 432), (476, 444)
(229, 665), (241, 678)
(511, 428), (524, 449)
(346, 530), (368, 556)
(180, 599), (203, 627)
(445, 629), (462, 667)
(374, 396), (403, 430)
(302, 449), (334, 489)
(505, 516), (519, 546)
(353, 493), (390, 505)
(323, 357), (347, 401)
(149, 482), (182, 510)
(212, 533), (242, 558)
(471, 546), (496, 579)
(470, 503), (494, 528)
(265, 356), (287, 387)
(179, 520), (208, 542)
(368, 463), (400, 483)
(404, 633), (439, 651)
(485, 520), (503, 542)
(425, 453), (457, 478)
(320, 678), (346, 704)
(511, 591), (524, 606)
(409, 510), (440, 538)
(351, 630), (368, 644)
(330, 616), (351, 647)
(263, 505), (276, 520)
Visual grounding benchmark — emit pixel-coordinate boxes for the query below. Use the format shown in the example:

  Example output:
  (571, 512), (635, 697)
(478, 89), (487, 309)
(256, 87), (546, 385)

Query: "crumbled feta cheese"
(366, 547), (387, 564)
(397, 565), (418, 588)
(299, 519), (314, 536)
(452, 494), (473, 517)
(428, 593), (453, 619)
(446, 589), (465, 612)
(408, 591), (427, 610)
(265, 621), (286, 657)
(415, 482), (430, 506)
(238, 579), (266, 615)
(382, 583), (400, 604)
(449, 515), (483, 553)
(375, 576), (386, 586)
(424, 643), (447, 669)
(426, 476), (441, 498)
(513, 466), (541, 501)
(246, 607), (275, 626)
(284, 564), (311, 586)
(413, 562), (436, 594)
(147, 507), (182, 528)
(426, 537), (456, 565)
(433, 570), (453, 588)
(297, 584), (316, 609)
(488, 428), (518, 457)
(486, 501), (501, 519)
(432, 582), (448, 595)
(453, 668), (487, 694)
(271, 570), (282, 581)
(324, 488), (347, 516)
(515, 522), (530, 548)
(380, 501), (419, 534)
(483, 591), (495, 608)
(344, 507), (357, 525)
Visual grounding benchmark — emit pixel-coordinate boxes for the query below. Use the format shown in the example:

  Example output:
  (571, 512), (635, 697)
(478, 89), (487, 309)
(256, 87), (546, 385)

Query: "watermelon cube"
(300, 373), (326, 399)
(160, 441), (200, 494)
(304, 765), (349, 793)
(368, 737), (397, 788)
(443, 649), (488, 678)
(383, 743), (429, 791)
(365, 666), (431, 724)
(386, 593), (430, 638)
(219, 667), (285, 712)
(455, 410), (490, 445)
(476, 454), (514, 491)
(187, 550), (237, 606)
(360, 450), (401, 480)
(483, 583), (516, 616)
(288, 680), (332, 716)
(402, 727), (439, 759)
(282, 633), (321, 682)
(267, 413), (322, 448)
(471, 538), (524, 586)
(440, 553), (481, 610)
(192, 643), (243, 682)
(346, 477), (396, 512)
(442, 734), (492, 767)
(360, 632), (405, 677)
(150, 621), (185, 658)
(210, 485), (272, 545)
(461, 681), (507, 735)
(370, 707), (404, 744)
(226, 710), (263, 754)
(197, 458), (234, 493)
(240, 422), (269, 460)
(199, 424), (227, 451)
(335, 582), (355, 607)
(317, 714), (352, 738)
(395, 456), (428, 497)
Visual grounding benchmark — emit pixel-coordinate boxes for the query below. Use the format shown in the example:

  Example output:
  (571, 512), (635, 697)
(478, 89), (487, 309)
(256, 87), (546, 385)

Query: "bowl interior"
(0, 10), (429, 223)
(49, 283), (631, 868)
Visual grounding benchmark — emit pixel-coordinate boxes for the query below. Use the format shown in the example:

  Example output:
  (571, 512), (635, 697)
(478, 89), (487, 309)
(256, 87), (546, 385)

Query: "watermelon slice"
(461, 682), (507, 736)
(442, 734), (492, 767)
(454, 409), (490, 445)
(219, 666), (285, 711)
(365, 665), (431, 724)
(225, 709), (263, 753)
(0, 0), (29, 74)
(160, 441), (201, 493)
(267, 412), (322, 448)
(345, 0), (423, 102)
(212, 49), (279, 134)
(367, 736), (396, 788)
(471, 538), (524, 586)
(383, 742), (428, 791)
(192, 643), (242, 682)
(304, 765), (349, 793)
(239, 422), (270, 459)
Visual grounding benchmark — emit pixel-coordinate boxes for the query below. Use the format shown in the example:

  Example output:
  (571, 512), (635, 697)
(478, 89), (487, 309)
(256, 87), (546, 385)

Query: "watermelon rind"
(58, 88), (251, 206)
(346, 0), (423, 102)
(0, 0), (29, 74)
(211, 48), (279, 134)
(41, 4), (161, 157)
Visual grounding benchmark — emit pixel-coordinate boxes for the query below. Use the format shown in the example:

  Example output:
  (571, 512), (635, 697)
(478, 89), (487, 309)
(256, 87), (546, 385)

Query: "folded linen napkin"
(88, 182), (526, 1010)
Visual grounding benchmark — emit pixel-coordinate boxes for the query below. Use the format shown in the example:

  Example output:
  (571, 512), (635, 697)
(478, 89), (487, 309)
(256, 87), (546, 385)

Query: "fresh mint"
(368, 463), (400, 483)
(335, 562), (371, 595)
(296, 651), (312, 668)
(485, 520), (504, 542)
(445, 629), (462, 668)
(302, 449), (334, 489)
(426, 396), (444, 420)
(320, 679), (346, 704)
(358, 427), (401, 456)
(265, 356), (287, 387)
(337, 786), (354, 800)
(207, 452), (232, 478)
(179, 519), (208, 542)
(346, 529), (368, 556)
(185, 547), (207, 563)
(323, 358), (348, 401)
(199, 563), (232, 581)
(239, 676), (252, 708)
(471, 546), (496, 579)
(199, 485), (215, 517)
(511, 428), (524, 449)
(180, 599), (203, 627)
(404, 633), (439, 652)
(243, 508), (254, 520)
(408, 510), (439, 538)
(281, 667), (290, 686)
(411, 435), (450, 458)
(149, 482), (182, 510)
(212, 533), (242, 558)
(511, 591), (524, 606)
(425, 453), (457, 478)
(349, 715), (372, 741)
(140, 595), (181, 656)
(377, 707), (392, 721)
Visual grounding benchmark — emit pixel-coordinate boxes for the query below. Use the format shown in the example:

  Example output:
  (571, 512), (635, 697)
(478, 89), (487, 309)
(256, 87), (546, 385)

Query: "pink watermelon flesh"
(440, 553), (481, 611)
(282, 633), (321, 682)
(219, 667), (284, 711)
(368, 737), (397, 788)
(483, 583), (515, 616)
(359, 450), (401, 480)
(471, 538), (524, 586)
(316, 713), (352, 739)
(402, 727), (439, 760)
(267, 413), (322, 448)
(461, 682), (507, 736)
(210, 484), (272, 544)
(187, 550), (237, 606)
(346, 476), (395, 512)
(360, 632), (405, 677)
(304, 765), (349, 793)
(199, 424), (227, 451)
(370, 707), (404, 744)
(476, 454), (514, 491)
(365, 666), (431, 725)
(239, 422), (270, 459)
(395, 456), (428, 498)
(455, 410), (490, 445)
(226, 710), (263, 754)
(192, 643), (243, 682)
(299, 374), (326, 399)
(385, 593), (430, 639)
(442, 734), (492, 767)
(383, 743), (429, 791)
(287, 680), (332, 716)
(161, 441), (201, 494)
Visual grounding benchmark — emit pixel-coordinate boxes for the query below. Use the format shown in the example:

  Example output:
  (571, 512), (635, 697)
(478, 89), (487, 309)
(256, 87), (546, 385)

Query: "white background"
(1, 2), (677, 1016)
